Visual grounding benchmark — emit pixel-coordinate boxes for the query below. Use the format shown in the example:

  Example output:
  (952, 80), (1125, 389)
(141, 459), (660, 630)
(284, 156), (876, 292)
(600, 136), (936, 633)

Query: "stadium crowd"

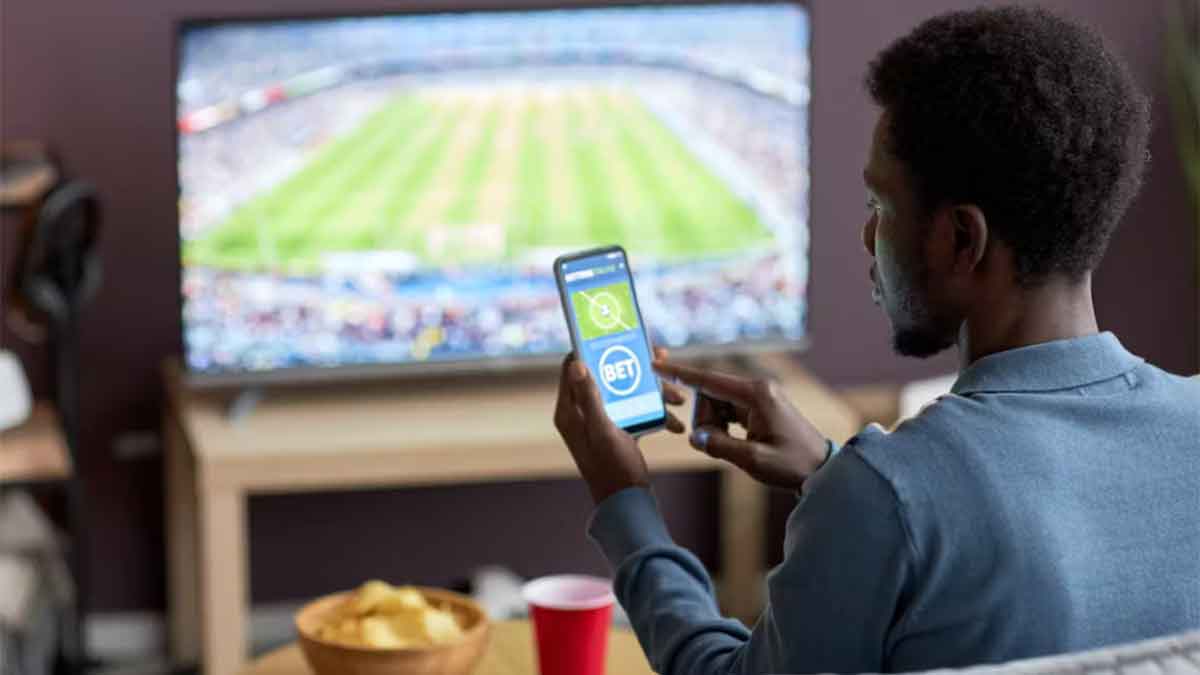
(179, 79), (396, 240)
(634, 70), (808, 221)
(182, 252), (804, 373)
(178, 6), (807, 113)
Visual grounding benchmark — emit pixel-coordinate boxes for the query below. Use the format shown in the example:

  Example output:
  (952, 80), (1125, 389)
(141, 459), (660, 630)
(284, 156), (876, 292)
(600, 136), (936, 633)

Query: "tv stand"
(162, 353), (861, 675)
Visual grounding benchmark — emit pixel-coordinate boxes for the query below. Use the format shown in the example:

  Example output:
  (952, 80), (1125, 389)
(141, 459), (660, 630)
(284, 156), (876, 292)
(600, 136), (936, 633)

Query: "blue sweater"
(589, 332), (1200, 673)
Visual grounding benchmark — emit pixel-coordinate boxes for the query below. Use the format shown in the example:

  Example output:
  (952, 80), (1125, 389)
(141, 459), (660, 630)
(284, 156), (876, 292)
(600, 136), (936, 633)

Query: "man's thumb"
(691, 425), (759, 471)
(571, 362), (607, 419)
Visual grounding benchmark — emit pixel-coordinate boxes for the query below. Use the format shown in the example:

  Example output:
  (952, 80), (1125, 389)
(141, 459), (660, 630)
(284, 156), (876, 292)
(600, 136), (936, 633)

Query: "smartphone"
(554, 245), (666, 437)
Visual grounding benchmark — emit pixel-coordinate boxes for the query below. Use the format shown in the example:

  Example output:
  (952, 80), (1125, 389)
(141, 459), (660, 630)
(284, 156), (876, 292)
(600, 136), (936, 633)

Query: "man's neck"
(957, 274), (1100, 368)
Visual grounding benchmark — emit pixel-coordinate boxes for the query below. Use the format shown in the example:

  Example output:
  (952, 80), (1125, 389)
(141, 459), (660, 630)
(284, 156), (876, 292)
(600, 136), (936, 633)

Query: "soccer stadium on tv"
(176, 3), (810, 375)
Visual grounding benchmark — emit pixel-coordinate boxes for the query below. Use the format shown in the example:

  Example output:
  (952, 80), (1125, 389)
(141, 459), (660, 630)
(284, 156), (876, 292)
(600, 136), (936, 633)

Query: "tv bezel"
(172, 0), (812, 389)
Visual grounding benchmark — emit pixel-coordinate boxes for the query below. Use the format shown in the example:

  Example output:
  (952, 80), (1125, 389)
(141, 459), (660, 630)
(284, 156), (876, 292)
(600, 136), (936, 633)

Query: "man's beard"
(886, 263), (956, 358)
(892, 324), (954, 358)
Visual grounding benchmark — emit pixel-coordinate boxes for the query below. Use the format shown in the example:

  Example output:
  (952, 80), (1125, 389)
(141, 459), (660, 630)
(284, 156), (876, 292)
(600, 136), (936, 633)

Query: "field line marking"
(577, 288), (634, 332)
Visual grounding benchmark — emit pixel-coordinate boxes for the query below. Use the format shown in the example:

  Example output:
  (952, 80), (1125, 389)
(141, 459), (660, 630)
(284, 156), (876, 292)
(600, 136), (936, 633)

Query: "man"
(553, 6), (1200, 674)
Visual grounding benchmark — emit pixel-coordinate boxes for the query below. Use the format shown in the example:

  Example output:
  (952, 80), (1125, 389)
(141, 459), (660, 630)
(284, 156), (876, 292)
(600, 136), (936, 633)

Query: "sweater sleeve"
(588, 445), (916, 674)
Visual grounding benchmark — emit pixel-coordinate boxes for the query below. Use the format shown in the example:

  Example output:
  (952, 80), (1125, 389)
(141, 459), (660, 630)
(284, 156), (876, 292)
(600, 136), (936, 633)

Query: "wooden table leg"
(198, 480), (248, 675)
(165, 410), (200, 664)
(718, 467), (768, 624)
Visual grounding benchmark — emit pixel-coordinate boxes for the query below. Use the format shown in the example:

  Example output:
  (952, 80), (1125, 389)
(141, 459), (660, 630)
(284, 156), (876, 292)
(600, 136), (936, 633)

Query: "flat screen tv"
(175, 1), (810, 384)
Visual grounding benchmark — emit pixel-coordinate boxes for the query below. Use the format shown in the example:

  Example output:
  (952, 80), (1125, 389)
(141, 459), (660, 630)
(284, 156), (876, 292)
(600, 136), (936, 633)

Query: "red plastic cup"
(523, 575), (616, 675)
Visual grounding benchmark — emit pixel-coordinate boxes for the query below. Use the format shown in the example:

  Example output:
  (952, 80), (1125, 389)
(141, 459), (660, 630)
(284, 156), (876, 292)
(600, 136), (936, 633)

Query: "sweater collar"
(951, 332), (1142, 395)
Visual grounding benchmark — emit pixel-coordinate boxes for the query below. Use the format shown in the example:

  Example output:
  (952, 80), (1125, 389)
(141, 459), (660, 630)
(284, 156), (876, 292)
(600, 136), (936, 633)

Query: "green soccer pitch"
(572, 281), (639, 340)
(184, 85), (773, 271)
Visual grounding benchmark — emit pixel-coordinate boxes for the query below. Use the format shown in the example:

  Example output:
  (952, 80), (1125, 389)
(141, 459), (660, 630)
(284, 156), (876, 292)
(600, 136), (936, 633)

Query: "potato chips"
(314, 580), (466, 649)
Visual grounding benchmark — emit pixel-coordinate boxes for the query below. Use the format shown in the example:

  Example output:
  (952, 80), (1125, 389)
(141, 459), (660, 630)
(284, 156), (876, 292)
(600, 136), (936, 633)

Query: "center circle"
(597, 344), (642, 396)
(589, 291), (622, 330)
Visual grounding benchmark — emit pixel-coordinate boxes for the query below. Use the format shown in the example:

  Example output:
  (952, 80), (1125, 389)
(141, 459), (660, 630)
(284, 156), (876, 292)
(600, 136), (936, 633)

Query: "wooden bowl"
(295, 588), (491, 675)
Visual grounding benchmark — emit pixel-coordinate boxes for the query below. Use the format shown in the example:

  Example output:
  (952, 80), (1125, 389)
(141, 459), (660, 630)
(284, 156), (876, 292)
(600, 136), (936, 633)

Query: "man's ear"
(925, 204), (987, 277)
(949, 204), (988, 273)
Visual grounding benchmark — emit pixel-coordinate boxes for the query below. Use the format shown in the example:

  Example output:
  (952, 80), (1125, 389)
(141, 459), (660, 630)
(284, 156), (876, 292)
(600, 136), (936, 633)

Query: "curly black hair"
(866, 6), (1151, 285)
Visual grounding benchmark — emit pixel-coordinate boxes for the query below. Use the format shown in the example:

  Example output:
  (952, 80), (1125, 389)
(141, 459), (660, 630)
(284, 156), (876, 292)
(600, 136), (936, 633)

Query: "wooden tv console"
(163, 354), (861, 675)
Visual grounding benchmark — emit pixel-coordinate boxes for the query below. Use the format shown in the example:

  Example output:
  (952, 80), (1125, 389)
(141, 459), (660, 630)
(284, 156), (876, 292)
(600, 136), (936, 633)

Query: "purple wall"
(1, 0), (1195, 612)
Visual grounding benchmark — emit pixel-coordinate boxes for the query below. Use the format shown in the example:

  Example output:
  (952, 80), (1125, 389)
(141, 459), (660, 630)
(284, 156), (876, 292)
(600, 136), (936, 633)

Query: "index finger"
(652, 358), (756, 406)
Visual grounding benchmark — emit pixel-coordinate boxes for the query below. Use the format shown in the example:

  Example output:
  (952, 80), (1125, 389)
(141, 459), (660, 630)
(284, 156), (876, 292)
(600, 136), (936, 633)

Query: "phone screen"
(557, 248), (665, 435)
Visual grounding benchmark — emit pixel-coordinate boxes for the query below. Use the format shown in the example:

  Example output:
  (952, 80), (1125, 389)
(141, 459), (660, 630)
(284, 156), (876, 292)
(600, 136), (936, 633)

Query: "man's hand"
(653, 358), (831, 491)
(553, 350), (686, 504)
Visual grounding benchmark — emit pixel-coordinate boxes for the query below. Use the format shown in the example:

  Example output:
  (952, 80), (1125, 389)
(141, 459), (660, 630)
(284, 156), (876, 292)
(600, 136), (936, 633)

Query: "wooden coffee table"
(238, 620), (654, 675)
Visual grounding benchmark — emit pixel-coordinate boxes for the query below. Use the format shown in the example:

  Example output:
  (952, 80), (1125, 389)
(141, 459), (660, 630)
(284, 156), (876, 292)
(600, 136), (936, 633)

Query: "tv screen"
(176, 2), (810, 380)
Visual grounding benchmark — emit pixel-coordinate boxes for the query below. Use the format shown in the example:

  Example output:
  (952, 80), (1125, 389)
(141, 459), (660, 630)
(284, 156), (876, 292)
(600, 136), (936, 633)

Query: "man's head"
(861, 6), (1150, 357)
